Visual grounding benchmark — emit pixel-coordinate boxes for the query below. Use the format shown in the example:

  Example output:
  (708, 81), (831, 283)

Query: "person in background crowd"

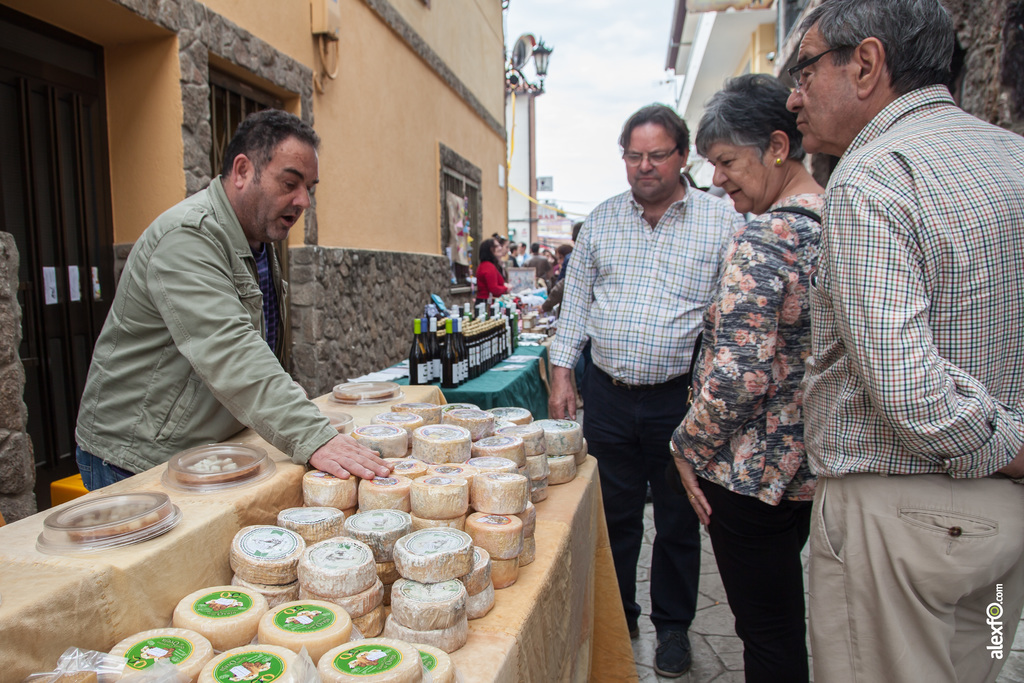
(549, 103), (744, 677)
(670, 73), (824, 683)
(789, 2), (1024, 681)
(516, 242), (529, 266)
(541, 244), (574, 314)
(475, 237), (509, 305)
(75, 110), (391, 490)
(525, 241), (553, 283)
(552, 243), (572, 280)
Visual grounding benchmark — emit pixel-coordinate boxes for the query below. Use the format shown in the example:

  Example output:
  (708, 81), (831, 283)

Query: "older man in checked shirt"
(549, 104), (743, 677)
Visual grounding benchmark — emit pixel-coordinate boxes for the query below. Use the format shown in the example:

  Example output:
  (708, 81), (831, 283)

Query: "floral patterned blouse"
(671, 194), (824, 504)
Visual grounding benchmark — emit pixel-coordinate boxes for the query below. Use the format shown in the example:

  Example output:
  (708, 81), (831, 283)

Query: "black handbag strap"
(773, 205), (822, 224)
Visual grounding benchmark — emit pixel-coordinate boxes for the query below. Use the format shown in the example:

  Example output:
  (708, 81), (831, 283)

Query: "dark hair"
(571, 221), (584, 242)
(222, 109), (320, 178)
(695, 74), (805, 161)
(800, 0), (954, 95)
(556, 244), (573, 258)
(619, 104), (689, 155)
(530, 242), (541, 254)
(479, 238), (503, 269)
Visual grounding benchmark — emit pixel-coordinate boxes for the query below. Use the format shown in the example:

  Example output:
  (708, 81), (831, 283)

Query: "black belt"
(596, 365), (688, 391)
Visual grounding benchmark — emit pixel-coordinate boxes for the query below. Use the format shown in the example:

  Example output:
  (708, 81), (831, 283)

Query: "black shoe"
(628, 623), (639, 639)
(654, 631), (692, 678)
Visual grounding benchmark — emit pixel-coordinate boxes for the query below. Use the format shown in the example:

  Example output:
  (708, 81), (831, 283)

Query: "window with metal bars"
(439, 143), (482, 286)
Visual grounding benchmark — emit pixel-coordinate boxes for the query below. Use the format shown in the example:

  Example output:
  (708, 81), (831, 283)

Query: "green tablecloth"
(397, 344), (549, 419)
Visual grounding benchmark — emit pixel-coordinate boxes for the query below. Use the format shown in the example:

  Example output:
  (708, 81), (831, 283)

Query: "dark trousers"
(582, 365), (701, 634)
(699, 479), (812, 683)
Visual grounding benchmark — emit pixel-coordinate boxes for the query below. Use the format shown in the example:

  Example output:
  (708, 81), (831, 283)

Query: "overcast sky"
(504, 0), (679, 218)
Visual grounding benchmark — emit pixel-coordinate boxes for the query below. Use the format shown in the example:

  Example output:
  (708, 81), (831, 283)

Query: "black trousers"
(582, 365), (701, 634)
(699, 478), (812, 683)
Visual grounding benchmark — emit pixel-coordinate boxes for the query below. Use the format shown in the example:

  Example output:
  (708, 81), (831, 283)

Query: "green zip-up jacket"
(76, 178), (337, 473)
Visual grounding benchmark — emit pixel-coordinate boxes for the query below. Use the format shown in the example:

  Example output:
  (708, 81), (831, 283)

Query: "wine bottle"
(455, 318), (469, 384)
(428, 317), (441, 382)
(409, 318), (429, 385)
(441, 318), (459, 389)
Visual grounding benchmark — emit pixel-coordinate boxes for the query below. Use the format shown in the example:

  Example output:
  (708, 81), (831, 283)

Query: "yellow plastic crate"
(50, 474), (89, 507)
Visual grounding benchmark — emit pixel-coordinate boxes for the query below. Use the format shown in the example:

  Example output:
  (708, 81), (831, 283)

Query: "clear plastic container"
(161, 443), (276, 492)
(330, 381), (403, 405)
(37, 492), (182, 554)
(320, 410), (355, 434)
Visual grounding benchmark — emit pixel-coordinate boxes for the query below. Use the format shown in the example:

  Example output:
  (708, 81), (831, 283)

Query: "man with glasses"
(549, 104), (743, 677)
(788, 1), (1024, 681)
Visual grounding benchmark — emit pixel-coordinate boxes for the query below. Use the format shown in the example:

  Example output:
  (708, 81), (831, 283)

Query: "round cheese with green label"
(276, 506), (346, 545)
(390, 578), (467, 631)
(393, 528), (474, 583)
(229, 526), (306, 586)
(532, 419), (584, 455)
(110, 627), (214, 681)
(343, 509), (412, 563)
(416, 643), (456, 683)
(256, 599), (352, 664)
(299, 538), (377, 597)
(411, 425), (472, 464)
(495, 423), (546, 456)
(197, 644), (298, 683)
(172, 586), (269, 653)
(317, 638), (421, 682)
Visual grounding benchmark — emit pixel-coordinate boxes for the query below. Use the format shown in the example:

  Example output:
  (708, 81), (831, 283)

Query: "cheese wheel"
(470, 473), (529, 515)
(351, 603), (386, 637)
(465, 512), (523, 560)
(257, 599), (353, 663)
(440, 402), (478, 413)
(358, 475), (413, 512)
(441, 409), (495, 441)
(352, 425), (409, 458)
(424, 463), (477, 480)
(530, 478), (549, 503)
(415, 644), (456, 683)
(525, 454), (550, 481)
(390, 578), (467, 631)
(384, 459), (429, 480)
(410, 513), (466, 532)
(495, 423), (546, 456)
(520, 534), (536, 566)
(470, 436), (526, 467)
(493, 419), (516, 431)
(391, 402), (442, 425)
(487, 406), (532, 425)
(491, 556), (519, 589)
(382, 613), (468, 654)
(343, 509), (413, 562)
(172, 586), (269, 652)
(110, 627), (214, 681)
(230, 526), (306, 586)
(410, 476), (469, 519)
(303, 471), (359, 510)
(411, 425), (472, 464)
(466, 457), (517, 477)
(458, 546), (492, 596)
(300, 577), (384, 618)
(376, 561), (400, 585)
(317, 638), (421, 683)
(573, 438), (588, 466)
(197, 644), (298, 683)
(276, 507), (346, 545)
(466, 582), (495, 620)
(232, 575), (300, 609)
(371, 412), (425, 449)
(393, 528), (474, 583)
(533, 419), (584, 455)
(513, 501), (536, 537)
(547, 454), (577, 485)
(299, 538), (377, 597)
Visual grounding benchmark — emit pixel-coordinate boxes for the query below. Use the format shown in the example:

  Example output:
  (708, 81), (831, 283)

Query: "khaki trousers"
(809, 473), (1024, 683)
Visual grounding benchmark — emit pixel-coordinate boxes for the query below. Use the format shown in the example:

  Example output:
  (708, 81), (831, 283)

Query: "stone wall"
(0, 233), (35, 523)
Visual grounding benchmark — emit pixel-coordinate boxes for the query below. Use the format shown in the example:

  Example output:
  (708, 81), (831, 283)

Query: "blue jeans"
(76, 446), (135, 491)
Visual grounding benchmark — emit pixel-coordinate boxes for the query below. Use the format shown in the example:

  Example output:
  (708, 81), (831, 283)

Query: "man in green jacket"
(75, 109), (391, 489)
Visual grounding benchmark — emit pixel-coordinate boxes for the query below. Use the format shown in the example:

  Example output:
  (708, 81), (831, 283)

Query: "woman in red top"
(475, 238), (509, 305)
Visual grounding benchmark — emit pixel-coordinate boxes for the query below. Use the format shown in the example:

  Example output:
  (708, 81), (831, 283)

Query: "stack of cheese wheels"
(411, 425), (472, 464)
(256, 598), (353, 663)
(524, 453), (550, 503)
(471, 435), (526, 468)
(229, 526), (306, 605)
(343, 509), (412, 609)
(303, 470), (358, 517)
(495, 423), (546, 459)
(488, 406), (532, 426)
(232, 574), (300, 609)
(515, 501), (537, 566)
(371, 412), (425, 448)
(109, 627), (214, 681)
(459, 546), (494, 619)
(198, 644), (300, 683)
(385, 458), (429, 480)
(573, 437), (589, 467)
(534, 419), (584, 487)
(416, 643), (458, 683)
(172, 585), (270, 652)
(352, 424), (409, 458)
(382, 578), (468, 653)
(392, 401), (442, 425)
(277, 507), (346, 545)
(317, 638), (423, 683)
(409, 475), (470, 531)
(467, 472), (529, 589)
(358, 475), (413, 512)
(441, 409), (496, 442)
(297, 538), (386, 638)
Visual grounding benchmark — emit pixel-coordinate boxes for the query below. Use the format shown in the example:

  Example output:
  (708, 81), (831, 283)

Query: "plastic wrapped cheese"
(514, 501), (536, 536)
(371, 412), (425, 447)
(491, 556), (520, 589)
(416, 644), (456, 683)
(525, 454), (550, 482)
(441, 409), (495, 441)
(377, 561), (401, 585)
(351, 603), (385, 637)
(465, 456), (518, 477)
(257, 599), (353, 663)
(393, 528), (474, 583)
(439, 402), (479, 414)
(110, 627), (214, 681)
(547, 454), (577, 485)
(410, 476), (469, 520)
(391, 402), (442, 425)
(533, 419), (584, 455)
(530, 478), (549, 503)
(573, 437), (589, 466)
(172, 586), (269, 652)
(276, 507), (346, 545)
(197, 644), (299, 683)
(410, 513), (466, 532)
(411, 425), (472, 464)
(317, 638), (422, 683)
(343, 509), (413, 563)
(458, 546), (492, 596)
(496, 423), (546, 456)
(465, 512), (524, 560)
(470, 473), (529, 515)
(487, 407), (532, 425)
(230, 526), (306, 586)
(303, 470), (359, 509)
(298, 538), (376, 597)
(382, 613), (468, 654)
(424, 463), (477, 480)
(520, 534), (536, 566)
(232, 575), (300, 609)
(466, 582), (495, 619)
(390, 578), (467, 631)
(384, 458), (429, 480)
(358, 475), (413, 512)
(352, 425), (409, 458)
(300, 577), (384, 618)
(470, 436), (526, 467)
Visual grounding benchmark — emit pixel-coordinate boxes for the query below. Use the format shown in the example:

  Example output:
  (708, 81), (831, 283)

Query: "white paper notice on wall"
(91, 267), (102, 301)
(68, 265), (81, 302)
(43, 267), (58, 305)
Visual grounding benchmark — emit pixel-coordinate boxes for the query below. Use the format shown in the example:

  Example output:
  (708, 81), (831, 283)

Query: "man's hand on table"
(309, 434), (392, 480)
(548, 365), (577, 421)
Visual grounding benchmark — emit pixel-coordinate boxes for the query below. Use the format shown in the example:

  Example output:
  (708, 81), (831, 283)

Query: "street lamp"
(506, 34), (554, 93)
(532, 39), (552, 87)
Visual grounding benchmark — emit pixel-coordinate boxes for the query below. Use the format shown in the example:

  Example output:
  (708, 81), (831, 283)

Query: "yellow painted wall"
(201, 0), (315, 67)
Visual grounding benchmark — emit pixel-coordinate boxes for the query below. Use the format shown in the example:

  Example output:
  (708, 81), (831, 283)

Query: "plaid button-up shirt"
(550, 185), (743, 385)
(804, 85), (1024, 479)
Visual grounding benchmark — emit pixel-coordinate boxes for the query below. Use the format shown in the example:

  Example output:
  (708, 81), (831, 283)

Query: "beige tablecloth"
(0, 386), (635, 682)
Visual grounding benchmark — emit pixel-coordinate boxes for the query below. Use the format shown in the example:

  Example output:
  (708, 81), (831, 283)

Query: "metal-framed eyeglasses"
(622, 148), (679, 167)
(787, 46), (842, 93)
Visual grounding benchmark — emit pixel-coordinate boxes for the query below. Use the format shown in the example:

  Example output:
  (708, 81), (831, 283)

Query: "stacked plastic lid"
(162, 443), (276, 492)
(331, 381), (403, 405)
(37, 491), (182, 554)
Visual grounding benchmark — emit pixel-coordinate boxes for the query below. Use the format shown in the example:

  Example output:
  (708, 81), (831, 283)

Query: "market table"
(0, 385), (635, 682)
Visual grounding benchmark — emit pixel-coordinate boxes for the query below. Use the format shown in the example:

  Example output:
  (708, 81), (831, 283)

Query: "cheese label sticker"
(418, 650), (438, 671)
(541, 419), (577, 431)
(441, 403), (478, 412)
(399, 579), (463, 602)
(348, 510), (407, 531)
(372, 477), (399, 486)
(419, 426), (467, 441)
(274, 604), (336, 633)
(379, 412), (416, 422)
(468, 456), (513, 468)
(307, 471), (335, 479)
(490, 407), (528, 418)
(281, 508), (335, 523)
(392, 461), (419, 472)
(124, 636), (194, 669)
(193, 590), (253, 618)
(357, 425), (403, 437)
(448, 409), (490, 419)
(423, 476), (454, 486)
(310, 541), (373, 570)
(488, 473), (520, 482)
(332, 644), (402, 675)
(481, 515), (512, 526)
(476, 436), (519, 448)
(405, 530), (467, 555)
(239, 528), (300, 559)
(213, 652), (286, 682)
(433, 466), (465, 475)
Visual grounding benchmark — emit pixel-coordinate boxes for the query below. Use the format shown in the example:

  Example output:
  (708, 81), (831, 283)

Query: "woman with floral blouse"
(670, 73), (824, 683)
